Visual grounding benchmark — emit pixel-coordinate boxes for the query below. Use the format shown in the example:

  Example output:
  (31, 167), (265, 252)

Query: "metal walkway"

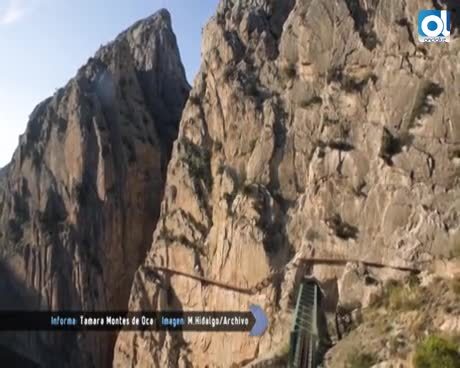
(143, 257), (420, 296)
(143, 259), (419, 367)
(288, 278), (329, 368)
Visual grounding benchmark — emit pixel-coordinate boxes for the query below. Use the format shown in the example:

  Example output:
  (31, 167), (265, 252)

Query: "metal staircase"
(288, 277), (325, 368)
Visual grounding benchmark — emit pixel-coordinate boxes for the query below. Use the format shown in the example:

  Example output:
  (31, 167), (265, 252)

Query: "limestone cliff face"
(0, 9), (189, 368)
(115, 0), (460, 367)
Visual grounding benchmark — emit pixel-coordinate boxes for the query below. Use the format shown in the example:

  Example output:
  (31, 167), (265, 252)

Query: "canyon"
(1, 0), (460, 367)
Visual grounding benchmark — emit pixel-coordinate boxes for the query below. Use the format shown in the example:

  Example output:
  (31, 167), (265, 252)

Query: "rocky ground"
(325, 261), (460, 367)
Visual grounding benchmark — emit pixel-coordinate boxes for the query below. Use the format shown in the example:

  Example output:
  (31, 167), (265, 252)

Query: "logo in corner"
(418, 10), (451, 43)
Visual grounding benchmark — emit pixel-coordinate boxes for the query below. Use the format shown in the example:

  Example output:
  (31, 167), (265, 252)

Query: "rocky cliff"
(114, 0), (460, 367)
(0, 9), (189, 368)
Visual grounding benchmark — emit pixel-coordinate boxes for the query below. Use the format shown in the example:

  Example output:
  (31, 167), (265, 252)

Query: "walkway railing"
(288, 278), (323, 368)
(143, 257), (420, 296)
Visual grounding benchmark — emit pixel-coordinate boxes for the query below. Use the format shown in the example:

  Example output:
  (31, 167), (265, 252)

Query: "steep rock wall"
(114, 0), (460, 366)
(0, 9), (189, 368)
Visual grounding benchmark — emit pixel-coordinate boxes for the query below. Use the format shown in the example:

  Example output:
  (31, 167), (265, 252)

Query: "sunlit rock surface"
(0, 9), (189, 368)
(115, 0), (460, 367)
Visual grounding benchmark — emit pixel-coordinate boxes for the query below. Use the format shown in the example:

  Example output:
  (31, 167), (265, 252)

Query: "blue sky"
(0, 0), (219, 167)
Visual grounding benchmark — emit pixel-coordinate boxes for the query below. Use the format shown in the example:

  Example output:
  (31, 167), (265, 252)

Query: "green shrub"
(346, 351), (378, 368)
(305, 228), (320, 242)
(450, 278), (460, 295)
(450, 238), (460, 259)
(181, 138), (212, 189)
(214, 140), (223, 151)
(279, 341), (290, 357)
(414, 336), (460, 368)
(283, 63), (297, 79)
(379, 128), (402, 164)
(375, 279), (423, 311)
(7, 219), (23, 243)
(188, 95), (201, 105)
(298, 96), (323, 109)
(408, 272), (421, 288)
(122, 137), (136, 163)
(391, 284), (422, 310)
(410, 82), (444, 124)
(222, 66), (233, 81)
(216, 164), (225, 176)
(242, 184), (255, 197)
